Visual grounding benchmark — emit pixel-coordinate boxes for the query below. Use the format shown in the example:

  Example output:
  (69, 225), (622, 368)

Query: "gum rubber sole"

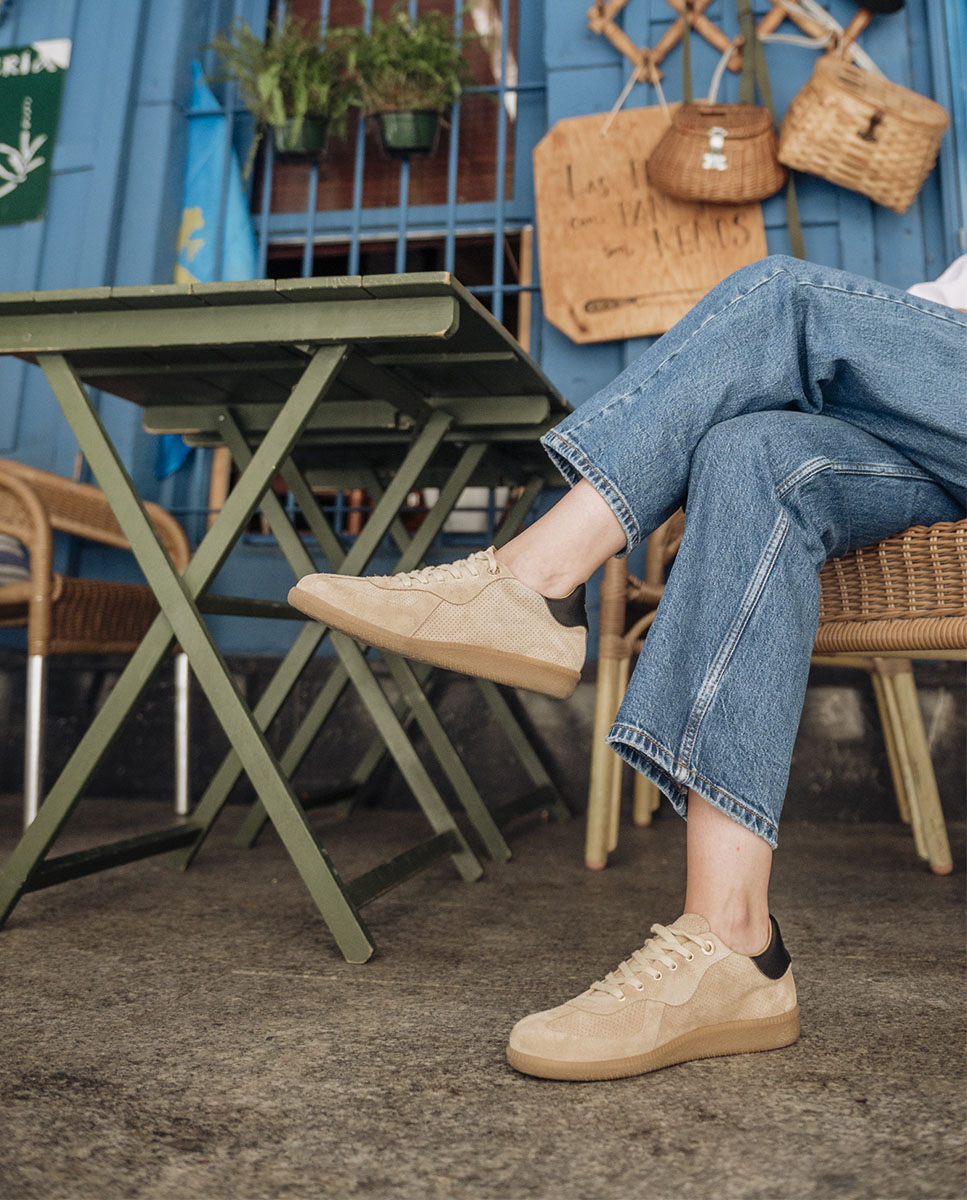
(506, 1006), (801, 1081)
(287, 584), (580, 700)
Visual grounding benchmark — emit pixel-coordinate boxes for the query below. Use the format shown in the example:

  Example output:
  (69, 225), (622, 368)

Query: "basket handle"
(838, 8), (874, 57)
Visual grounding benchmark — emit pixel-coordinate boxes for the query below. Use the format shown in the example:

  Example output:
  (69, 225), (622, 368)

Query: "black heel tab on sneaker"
(544, 585), (588, 630)
(751, 916), (791, 979)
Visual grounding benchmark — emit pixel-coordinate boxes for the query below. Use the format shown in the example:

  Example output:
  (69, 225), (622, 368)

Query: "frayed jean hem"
(606, 722), (780, 850)
(540, 428), (640, 556)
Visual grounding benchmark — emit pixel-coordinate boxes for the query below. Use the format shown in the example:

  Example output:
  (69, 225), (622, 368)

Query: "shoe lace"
(589, 924), (715, 999)
(389, 547), (500, 589)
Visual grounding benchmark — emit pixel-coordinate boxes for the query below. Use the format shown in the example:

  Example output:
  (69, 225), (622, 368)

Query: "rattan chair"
(0, 458), (192, 828)
(587, 516), (967, 873)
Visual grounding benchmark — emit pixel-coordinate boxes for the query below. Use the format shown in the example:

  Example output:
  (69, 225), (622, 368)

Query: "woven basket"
(778, 55), (950, 214)
(647, 103), (787, 204)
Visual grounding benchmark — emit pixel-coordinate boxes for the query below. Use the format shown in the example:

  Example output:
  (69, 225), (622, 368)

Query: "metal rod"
(174, 651), (190, 817)
(23, 654), (46, 829)
(490, 0), (512, 324)
(348, 0), (374, 274)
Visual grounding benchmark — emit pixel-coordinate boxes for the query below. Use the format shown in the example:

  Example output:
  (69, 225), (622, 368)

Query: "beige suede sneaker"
(507, 914), (800, 1081)
(288, 547), (586, 699)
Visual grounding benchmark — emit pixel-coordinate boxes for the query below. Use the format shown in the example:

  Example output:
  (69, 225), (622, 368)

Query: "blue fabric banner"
(157, 61), (258, 479)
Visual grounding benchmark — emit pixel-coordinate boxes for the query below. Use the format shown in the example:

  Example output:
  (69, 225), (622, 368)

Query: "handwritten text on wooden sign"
(533, 107), (767, 343)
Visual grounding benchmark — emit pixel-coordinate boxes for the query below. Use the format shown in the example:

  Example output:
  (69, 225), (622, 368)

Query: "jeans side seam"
(776, 457), (939, 499)
(795, 278), (967, 328)
(541, 430), (642, 546)
(679, 509), (790, 767)
(609, 723), (780, 834)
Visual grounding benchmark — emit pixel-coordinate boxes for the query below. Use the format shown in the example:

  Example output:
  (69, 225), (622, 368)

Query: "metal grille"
(252, 0), (544, 342)
(193, 0), (547, 545)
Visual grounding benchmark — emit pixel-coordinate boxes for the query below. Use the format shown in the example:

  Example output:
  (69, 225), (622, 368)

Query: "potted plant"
(208, 12), (354, 171)
(347, 4), (474, 159)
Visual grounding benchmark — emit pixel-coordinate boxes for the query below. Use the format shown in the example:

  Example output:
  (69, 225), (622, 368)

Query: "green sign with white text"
(0, 39), (71, 224)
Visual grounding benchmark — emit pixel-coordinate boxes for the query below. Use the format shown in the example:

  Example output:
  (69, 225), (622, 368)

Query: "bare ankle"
(493, 545), (576, 598)
(701, 908), (771, 957)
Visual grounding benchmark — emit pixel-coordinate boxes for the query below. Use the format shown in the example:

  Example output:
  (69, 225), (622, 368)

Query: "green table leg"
(184, 410), (484, 882)
(233, 440), (515, 861)
(329, 631), (482, 882)
(0, 347), (379, 962)
(4, 347), (351, 926)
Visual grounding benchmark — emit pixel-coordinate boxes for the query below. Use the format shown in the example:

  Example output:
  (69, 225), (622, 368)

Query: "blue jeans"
(541, 256), (967, 847)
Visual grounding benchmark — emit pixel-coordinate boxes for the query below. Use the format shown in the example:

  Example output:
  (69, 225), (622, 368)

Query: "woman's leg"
(293, 257), (964, 701)
(684, 791), (773, 956)
(506, 412), (963, 1081)
(609, 410), (965, 848)
(541, 256), (966, 558)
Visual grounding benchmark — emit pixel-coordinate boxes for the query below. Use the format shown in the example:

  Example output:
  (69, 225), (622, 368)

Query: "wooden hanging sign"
(533, 107), (768, 343)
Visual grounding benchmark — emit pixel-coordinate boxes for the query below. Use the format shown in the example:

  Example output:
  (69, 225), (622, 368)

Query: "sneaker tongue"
(669, 913), (711, 935)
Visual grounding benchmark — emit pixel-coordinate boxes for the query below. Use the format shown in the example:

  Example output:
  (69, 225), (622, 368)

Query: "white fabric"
(906, 255), (967, 311)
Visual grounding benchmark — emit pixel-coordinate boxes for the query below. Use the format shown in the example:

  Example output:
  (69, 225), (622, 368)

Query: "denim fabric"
(541, 256), (967, 847)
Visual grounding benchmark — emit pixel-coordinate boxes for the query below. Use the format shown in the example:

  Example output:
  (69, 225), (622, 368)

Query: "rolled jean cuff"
(606, 722), (780, 849)
(540, 428), (641, 557)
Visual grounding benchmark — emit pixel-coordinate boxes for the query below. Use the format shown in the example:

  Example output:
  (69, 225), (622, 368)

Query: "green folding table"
(0, 274), (572, 962)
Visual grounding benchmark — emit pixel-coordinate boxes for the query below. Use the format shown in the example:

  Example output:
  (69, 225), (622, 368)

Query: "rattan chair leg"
(633, 773), (661, 826)
(587, 654), (624, 869)
(870, 668), (911, 825)
(587, 556), (632, 869)
(607, 656), (631, 852)
(23, 654), (47, 829)
(174, 652), (190, 817)
(874, 666), (928, 862)
(888, 663), (953, 876)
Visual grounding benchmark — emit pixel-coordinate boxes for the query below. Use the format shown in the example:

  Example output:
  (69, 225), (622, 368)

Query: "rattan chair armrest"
(0, 469), (55, 653)
(0, 469), (53, 578)
(0, 458), (190, 574)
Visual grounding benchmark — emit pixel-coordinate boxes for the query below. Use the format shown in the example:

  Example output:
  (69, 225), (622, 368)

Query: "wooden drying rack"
(587, 0), (875, 84)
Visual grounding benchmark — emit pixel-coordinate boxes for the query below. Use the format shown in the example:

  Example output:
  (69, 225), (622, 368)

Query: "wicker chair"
(0, 458), (192, 828)
(587, 516), (967, 873)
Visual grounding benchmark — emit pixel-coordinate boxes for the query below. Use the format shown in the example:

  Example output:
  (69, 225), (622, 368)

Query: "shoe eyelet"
(703, 941), (715, 955)
(684, 952), (694, 962)
(617, 993), (627, 1002)
(632, 981), (644, 991)
(669, 962), (677, 971)
(653, 972), (662, 981)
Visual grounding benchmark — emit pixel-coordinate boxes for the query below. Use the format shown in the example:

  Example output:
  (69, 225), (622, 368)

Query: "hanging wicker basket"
(647, 103), (787, 204)
(778, 54), (950, 214)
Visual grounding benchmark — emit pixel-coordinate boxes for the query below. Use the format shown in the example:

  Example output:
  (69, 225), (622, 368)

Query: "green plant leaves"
(207, 2), (478, 163)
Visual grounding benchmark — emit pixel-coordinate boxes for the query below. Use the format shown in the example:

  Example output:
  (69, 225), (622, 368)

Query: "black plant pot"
(374, 110), (441, 159)
(272, 116), (329, 162)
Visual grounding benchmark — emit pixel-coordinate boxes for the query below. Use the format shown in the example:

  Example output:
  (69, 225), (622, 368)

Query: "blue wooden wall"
(0, 0), (962, 654)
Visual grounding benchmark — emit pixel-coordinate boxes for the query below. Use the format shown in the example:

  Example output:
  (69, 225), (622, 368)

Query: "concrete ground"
(0, 796), (964, 1200)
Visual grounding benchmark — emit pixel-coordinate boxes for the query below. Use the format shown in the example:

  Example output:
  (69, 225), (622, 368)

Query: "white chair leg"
(24, 654), (47, 829)
(174, 652), (190, 816)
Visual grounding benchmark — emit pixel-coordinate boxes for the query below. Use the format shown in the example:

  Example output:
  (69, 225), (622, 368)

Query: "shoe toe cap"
(507, 1004), (575, 1058)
